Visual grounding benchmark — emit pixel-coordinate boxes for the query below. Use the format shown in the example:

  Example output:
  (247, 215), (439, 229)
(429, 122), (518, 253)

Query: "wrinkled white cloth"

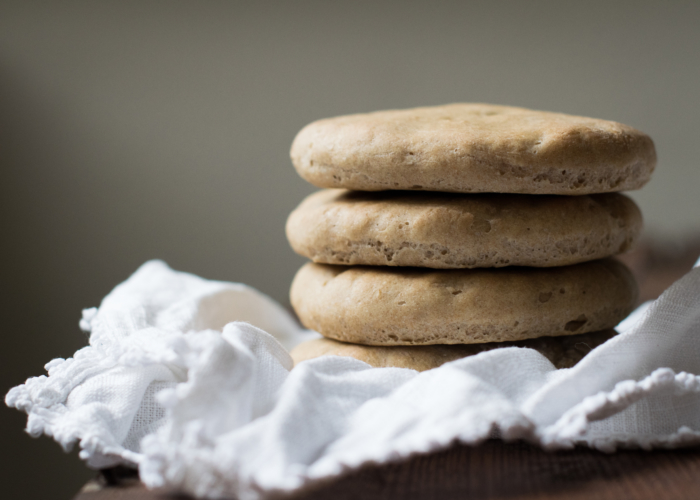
(7, 259), (700, 499)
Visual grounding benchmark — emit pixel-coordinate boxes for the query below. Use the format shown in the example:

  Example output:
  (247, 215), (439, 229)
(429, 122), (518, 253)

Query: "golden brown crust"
(291, 330), (618, 371)
(290, 103), (656, 195)
(290, 260), (638, 345)
(286, 189), (642, 268)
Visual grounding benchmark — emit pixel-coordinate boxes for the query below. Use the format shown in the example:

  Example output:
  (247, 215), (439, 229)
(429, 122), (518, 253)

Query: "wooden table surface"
(74, 242), (700, 500)
(75, 440), (700, 500)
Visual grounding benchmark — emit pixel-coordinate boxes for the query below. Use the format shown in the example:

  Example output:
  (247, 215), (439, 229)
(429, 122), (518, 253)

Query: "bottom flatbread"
(291, 329), (617, 371)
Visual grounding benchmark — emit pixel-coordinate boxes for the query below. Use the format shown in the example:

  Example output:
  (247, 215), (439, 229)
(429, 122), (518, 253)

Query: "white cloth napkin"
(7, 259), (700, 499)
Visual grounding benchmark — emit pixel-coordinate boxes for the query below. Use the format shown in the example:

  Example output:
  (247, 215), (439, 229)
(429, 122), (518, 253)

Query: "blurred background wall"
(1, 1), (699, 498)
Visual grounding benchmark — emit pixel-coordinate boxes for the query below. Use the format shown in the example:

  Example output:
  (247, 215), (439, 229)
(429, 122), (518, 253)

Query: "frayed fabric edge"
(539, 367), (700, 451)
(6, 371), (144, 469)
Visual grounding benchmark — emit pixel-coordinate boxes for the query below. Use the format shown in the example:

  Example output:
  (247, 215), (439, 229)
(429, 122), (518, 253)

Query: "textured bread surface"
(290, 103), (656, 194)
(287, 189), (642, 268)
(290, 260), (638, 345)
(291, 330), (618, 371)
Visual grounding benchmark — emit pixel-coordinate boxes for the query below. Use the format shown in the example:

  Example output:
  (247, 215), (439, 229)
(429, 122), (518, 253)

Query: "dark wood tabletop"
(73, 240), (700, 500)
(75, 440), (700, 500)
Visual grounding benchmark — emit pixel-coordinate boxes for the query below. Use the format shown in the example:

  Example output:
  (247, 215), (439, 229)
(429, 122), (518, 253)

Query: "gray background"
(1, 1), (698, 498)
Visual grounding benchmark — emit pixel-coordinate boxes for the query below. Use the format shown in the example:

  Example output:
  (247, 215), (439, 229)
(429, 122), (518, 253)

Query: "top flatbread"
(291, 103), (656, 195)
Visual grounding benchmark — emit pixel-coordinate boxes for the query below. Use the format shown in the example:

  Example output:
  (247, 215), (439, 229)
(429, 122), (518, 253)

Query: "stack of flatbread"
(285, 104), (656, 371)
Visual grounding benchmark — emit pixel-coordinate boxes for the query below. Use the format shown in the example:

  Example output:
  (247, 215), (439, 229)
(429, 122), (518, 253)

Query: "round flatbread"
(290, 260), (638, 345)
(291, 330), (618, 371)
(286, 189), (642, 269)
(290, 103), (656, 195)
